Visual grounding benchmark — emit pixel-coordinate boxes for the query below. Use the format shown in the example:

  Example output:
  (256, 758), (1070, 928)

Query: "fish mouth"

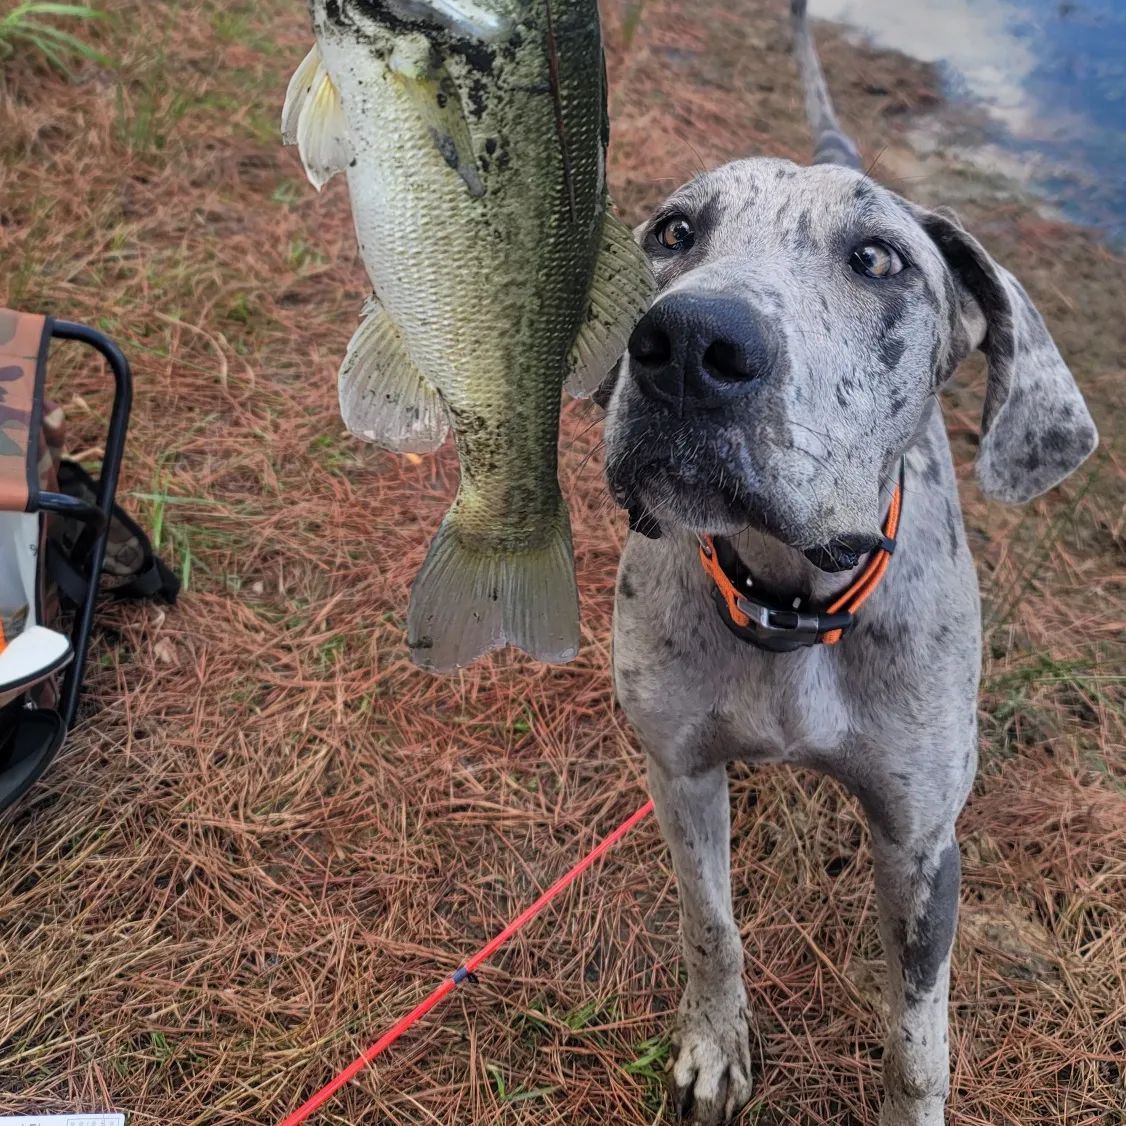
(326, 0), (511, 43)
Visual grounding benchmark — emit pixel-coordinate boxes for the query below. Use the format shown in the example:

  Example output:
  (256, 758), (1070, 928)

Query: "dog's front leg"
(872, 826), (961, 1126)
(649, 753), (752, 1125)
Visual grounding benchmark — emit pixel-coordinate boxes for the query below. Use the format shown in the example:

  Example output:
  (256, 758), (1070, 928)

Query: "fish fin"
(295, 61), (352, 191)
(338, 297), (450, 453)
(281, 43), (321, 145)
(406, 503), (580, 671)
(390, 38), (484, 198)
(565, 211), (656, 397)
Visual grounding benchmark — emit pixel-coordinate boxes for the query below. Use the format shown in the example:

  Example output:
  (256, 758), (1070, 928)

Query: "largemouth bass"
(282, 0), (653, 671)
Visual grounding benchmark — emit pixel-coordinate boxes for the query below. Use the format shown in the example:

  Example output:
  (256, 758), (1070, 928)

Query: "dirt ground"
(0, 0), (1123, 1123)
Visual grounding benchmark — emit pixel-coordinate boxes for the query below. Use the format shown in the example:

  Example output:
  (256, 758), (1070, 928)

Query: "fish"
(281, 0), (654, 672)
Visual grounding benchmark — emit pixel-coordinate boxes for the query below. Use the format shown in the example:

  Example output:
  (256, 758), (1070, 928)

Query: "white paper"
(0, 1116), (125, 1126)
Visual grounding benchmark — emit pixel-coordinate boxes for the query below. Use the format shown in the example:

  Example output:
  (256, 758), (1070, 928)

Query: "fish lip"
(327, 0), (512, 45)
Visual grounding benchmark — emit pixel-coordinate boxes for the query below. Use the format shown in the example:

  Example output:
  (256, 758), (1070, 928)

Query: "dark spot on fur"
(485, 137), (497, 154)
(918, 277), (940, 313)
(855, 783), (898, 844)
(879, 335), (906, 370)
(859, 618), (906, 649)
(693, 193), (719, 238)
(1017, 433), (1042, 472)
(876, 293), (909, 340)
(792, 208), (813, 249)
(737, 180), (760, 210)
(945, 498), (960, 560)
(928, 332), (950, 388)
(1042, 424), (1072, 455)
(902, 843), (960, 1003)
(619, 571), (636, 599)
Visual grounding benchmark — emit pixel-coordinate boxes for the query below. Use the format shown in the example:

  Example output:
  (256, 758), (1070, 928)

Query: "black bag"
(0, 310), (176, 811)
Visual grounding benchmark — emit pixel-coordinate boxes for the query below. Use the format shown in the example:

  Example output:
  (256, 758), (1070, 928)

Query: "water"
(809, 0), (1126, 245)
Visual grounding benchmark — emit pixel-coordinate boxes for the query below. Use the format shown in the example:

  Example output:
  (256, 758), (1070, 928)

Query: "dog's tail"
(790, 0), (863, 170)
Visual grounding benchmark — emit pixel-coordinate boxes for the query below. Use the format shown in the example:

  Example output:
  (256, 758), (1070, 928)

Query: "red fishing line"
(277, 797), (655, 1126)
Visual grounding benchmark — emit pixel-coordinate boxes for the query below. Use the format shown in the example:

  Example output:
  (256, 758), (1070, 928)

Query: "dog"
(599, 2), (1098, 1123)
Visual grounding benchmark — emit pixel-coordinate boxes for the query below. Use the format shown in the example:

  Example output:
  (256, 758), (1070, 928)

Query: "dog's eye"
(655, 215), (695, 251)
(850, 241), (903, 278)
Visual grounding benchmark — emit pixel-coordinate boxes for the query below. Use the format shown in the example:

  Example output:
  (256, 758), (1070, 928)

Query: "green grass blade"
(18, 3), (107, 16)
(15, 20), (111, 65)
(12, 30), (69, 72)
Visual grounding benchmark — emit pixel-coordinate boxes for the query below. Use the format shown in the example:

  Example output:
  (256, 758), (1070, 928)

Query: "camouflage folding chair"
(0, 309), (133, 810)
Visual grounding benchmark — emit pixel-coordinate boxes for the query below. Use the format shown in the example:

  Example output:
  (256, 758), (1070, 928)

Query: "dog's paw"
(879, 1096), (946, 1126)
(668, 995), (753, 1124)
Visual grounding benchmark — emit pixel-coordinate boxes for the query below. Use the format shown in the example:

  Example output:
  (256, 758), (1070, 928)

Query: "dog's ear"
(915, 205), (1098, 504)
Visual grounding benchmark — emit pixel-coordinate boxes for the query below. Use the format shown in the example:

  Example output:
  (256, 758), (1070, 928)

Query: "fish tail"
(406, 499), (580, 671)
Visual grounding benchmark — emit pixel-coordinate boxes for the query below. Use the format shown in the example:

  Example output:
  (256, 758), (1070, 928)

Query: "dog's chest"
(612, 543), (852, 769)
(720, 649), (850, 760)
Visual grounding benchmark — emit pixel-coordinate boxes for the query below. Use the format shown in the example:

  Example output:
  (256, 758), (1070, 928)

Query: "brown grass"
(0, 0), (1123, 1122)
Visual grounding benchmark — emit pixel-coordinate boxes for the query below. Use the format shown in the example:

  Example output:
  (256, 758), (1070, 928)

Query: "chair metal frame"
(38, 320), (133, 729)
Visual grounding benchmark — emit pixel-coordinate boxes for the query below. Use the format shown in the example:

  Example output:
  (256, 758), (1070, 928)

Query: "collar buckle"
(738, 599), (826, 647)
(711, 586), (854, 653)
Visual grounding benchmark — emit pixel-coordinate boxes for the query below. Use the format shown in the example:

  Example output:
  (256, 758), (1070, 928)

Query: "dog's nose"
(627, 293), (774, 409)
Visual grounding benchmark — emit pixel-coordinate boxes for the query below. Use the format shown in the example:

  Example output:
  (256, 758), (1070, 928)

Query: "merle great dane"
(598, 2), (1098, 1122)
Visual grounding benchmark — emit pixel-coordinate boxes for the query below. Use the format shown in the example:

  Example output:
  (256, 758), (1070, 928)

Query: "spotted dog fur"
(600, 2), (1097, 1123)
